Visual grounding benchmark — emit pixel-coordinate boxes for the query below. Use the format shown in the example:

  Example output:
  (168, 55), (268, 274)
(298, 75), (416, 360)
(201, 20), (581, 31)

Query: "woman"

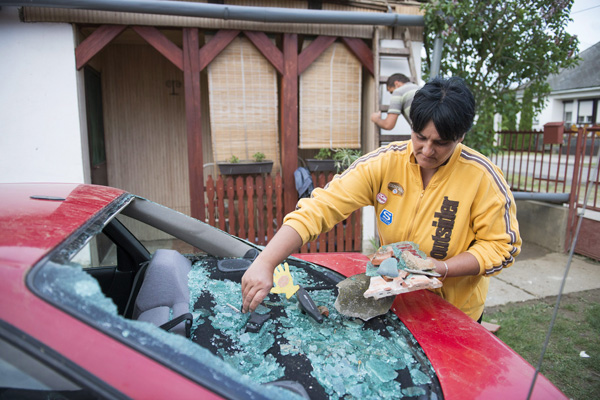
(241, 77), (521, 321)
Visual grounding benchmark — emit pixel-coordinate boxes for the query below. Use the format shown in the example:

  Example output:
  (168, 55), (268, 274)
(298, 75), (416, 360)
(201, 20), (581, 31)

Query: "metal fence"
(491, 126), (600, 255)
(491, 127), (600, 212)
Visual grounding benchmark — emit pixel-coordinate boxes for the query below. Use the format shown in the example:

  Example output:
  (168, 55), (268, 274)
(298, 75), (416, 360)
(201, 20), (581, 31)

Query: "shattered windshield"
(29, 196), (442, 399)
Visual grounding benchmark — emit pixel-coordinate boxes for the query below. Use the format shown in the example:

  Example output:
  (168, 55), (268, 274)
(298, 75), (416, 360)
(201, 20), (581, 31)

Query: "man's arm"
(371, 111), (400, 131)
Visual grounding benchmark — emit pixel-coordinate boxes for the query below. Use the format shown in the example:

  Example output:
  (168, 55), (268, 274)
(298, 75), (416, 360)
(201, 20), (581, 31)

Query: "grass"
(484, 289), (600, 399)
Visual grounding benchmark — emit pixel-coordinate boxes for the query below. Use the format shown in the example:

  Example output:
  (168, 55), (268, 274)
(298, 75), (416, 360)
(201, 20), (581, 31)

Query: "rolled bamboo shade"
(208, 36), (280, 172)
(299, 41), (362, 149)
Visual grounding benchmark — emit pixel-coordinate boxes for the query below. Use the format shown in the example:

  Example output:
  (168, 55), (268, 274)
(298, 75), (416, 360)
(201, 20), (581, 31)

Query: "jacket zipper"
(406, 188), (426, 240)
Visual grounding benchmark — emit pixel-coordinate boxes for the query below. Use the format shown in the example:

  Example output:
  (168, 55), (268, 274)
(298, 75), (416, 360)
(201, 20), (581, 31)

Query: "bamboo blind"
(207, 36), (281, 173)
(100, 44), (191, 217)
(299, 41), (362, 149)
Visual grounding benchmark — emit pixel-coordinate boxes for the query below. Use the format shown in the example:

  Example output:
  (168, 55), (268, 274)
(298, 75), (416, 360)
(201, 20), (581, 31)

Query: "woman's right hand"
(241, 260), (275, 313)
(240, 225), (304, 313)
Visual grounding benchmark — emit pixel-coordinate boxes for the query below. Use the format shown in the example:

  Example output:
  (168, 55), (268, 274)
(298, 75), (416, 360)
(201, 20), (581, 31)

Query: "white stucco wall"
(0, 7), (86, 183)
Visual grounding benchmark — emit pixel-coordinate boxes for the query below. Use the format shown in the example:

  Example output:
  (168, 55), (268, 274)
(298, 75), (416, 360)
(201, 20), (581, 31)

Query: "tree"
(422, 0), (579, 154)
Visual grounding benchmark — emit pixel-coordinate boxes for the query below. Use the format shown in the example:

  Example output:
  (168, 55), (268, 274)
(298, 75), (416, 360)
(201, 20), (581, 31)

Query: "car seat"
(131, 249), (193, 337)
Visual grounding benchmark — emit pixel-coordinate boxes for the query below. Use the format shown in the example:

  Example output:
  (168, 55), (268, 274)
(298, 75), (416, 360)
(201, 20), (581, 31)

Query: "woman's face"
(411, 121), (463, 171)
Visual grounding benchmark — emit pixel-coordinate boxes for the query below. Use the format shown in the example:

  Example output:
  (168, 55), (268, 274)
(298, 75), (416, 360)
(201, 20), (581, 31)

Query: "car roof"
(0, 183), (125, 270)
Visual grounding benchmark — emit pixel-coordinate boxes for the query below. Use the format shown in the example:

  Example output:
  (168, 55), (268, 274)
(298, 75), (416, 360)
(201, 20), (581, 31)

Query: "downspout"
(0, 0), (424, 26)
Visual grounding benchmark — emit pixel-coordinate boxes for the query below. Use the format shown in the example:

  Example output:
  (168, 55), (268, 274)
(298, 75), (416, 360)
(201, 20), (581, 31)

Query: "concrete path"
(486, 242), (600, 308)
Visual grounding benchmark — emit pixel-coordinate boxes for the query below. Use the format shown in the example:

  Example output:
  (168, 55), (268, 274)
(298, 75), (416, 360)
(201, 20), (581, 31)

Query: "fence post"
(256, 175), (266, 245)
(236, 177), (246, 239)
(266, 175), (274, 241)
(226, 177), (235, 235)
(206, 175), (216, 226)
(246, 176), (255, 243)
(565, 127), (585, 251)
(216, 176), (226, 231)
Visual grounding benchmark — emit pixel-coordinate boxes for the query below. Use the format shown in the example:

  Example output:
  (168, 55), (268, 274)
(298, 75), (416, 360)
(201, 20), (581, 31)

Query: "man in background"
(371, 73), (420, 129)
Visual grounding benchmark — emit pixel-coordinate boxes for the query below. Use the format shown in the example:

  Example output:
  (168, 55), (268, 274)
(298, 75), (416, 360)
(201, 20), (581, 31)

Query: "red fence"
(491, 127), (600, 212)
(204, 172), (361, 253)
(491, 127), (600, 258)
(491, 129), (577, 194)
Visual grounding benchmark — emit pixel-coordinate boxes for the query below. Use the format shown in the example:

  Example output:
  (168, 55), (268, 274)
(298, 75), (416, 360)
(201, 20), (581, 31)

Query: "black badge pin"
(387, 182), (404, 196)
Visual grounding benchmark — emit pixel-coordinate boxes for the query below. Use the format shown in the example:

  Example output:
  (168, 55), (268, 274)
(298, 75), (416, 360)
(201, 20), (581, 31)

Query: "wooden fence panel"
(217, 177), (226, 231)
(203, 172), (361, 253)
(256, 175), (265, 245)
(246, 176), (255, 244)
(266, 177), (275, 241)
(275, 174), (283, 234)
(226, 177), (235, 235)
(206, 175), (216, 227)
(236, 177), (246, 239)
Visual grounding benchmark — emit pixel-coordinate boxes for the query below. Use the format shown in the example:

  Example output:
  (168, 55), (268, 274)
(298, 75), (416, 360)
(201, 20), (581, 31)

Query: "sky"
(567, 0), (600, 52)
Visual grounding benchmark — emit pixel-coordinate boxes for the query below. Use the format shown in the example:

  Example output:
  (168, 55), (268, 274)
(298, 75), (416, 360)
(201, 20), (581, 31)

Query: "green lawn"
(484, 289), (600, 399)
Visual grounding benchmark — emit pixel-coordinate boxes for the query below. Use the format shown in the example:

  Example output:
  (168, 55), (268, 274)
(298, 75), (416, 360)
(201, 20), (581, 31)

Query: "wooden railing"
(204, 172), (361, 253)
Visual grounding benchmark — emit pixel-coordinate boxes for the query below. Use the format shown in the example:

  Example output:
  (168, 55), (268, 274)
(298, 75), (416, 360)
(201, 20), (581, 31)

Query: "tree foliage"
(422, 0), (579, 154)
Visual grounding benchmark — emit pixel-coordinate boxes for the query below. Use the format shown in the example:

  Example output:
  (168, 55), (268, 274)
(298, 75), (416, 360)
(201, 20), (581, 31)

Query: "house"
(0, 1), (425, 253)
(533, 41), (600, 130)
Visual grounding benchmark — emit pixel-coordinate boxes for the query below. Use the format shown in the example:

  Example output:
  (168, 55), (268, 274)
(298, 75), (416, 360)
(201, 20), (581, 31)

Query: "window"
(207, 36), (280, 173)
(577, 100), (593, 125)
(299, 41), (362, 149)
(563, 101), (573, 127)
(0, 335), (100, 399)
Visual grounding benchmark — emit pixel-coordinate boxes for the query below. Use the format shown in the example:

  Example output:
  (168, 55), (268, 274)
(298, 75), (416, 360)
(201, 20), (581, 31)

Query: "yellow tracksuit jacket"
(284, 140), (521, 320)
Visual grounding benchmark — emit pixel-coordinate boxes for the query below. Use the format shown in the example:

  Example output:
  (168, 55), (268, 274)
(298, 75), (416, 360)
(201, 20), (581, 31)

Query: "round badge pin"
(376, 193), (388, 204)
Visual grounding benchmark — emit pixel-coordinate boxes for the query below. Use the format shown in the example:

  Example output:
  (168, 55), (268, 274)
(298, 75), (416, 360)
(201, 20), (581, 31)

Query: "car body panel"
(0, 183), (125, 268)
(294, 252), (566, 400)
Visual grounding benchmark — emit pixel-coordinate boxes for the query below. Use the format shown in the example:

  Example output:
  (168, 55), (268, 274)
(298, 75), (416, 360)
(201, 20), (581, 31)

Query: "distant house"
(533, 41), (600, 130)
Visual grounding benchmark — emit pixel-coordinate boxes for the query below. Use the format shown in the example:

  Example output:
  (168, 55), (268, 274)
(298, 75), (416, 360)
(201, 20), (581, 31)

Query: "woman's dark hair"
(409, 77), (476, 141)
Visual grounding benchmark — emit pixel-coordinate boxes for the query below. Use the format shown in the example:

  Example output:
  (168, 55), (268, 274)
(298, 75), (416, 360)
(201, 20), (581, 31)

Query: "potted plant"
(306, 148), (362, 172)
(333, 148), (361, 171)
(217, 153), (273, 175)
(306, 148), (337, 172)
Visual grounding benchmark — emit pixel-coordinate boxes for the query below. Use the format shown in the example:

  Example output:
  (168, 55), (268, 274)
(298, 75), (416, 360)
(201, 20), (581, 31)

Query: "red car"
(0, 183), (565, 399)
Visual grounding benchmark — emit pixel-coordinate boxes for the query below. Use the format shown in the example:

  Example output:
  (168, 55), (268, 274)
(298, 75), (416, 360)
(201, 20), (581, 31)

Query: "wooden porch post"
(183, 28), (206, 221)
(282, 33), (299, 214)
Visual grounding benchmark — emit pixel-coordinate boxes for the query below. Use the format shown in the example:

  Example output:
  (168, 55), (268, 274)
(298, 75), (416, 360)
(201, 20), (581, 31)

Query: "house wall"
(533, 88), (600, 130)
(0, 7), (85, 184)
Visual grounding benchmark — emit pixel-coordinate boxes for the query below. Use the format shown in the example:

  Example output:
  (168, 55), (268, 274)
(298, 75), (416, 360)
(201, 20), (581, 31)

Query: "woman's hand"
(240, 225), (304, 313)
(241, 260), (275, 313)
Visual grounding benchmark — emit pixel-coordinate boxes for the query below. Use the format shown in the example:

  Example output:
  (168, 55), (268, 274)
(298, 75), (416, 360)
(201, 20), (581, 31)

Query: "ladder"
(374, 27), (418, 146)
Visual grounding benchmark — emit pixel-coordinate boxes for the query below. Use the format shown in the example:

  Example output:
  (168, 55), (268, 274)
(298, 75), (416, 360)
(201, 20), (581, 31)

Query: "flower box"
(217, 161), (273, 175)
(306, 159), (337, 172)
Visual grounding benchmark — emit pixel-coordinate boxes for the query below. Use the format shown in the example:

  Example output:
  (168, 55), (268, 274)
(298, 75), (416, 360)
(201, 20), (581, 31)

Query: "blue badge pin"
(380, 209), (393, 225)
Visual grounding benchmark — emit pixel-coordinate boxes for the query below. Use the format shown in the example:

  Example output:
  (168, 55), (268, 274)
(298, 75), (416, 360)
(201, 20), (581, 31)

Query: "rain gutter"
(0, 0), (424, 26)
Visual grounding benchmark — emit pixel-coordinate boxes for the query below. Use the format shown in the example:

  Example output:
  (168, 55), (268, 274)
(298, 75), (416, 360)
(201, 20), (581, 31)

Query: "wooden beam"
(297, 35), (336, 75)
(281, 33), (299, 215)
(132, 26), (183, 71)
(243, 31), (284, 75)
(198, 29), (240, 71)
(341, 37), (374, 76)
(183, 28), (205, 221)
(75, 25), (127, 70)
